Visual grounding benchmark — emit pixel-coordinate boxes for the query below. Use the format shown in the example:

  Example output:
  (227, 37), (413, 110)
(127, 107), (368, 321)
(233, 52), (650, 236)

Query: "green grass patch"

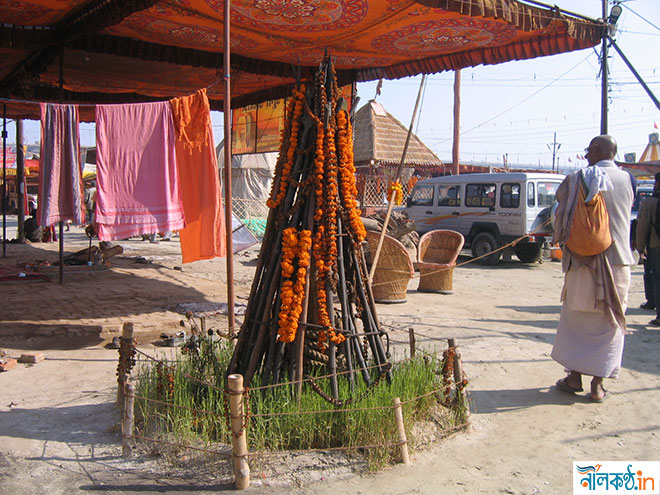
(134, 338), (468, 469)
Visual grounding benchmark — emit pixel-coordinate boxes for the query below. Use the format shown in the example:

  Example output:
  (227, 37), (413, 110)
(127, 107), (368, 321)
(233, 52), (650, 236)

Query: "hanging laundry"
(95, 101), (186, 241)
(38, 103), (85, 227)
(170, 89), (226, 262)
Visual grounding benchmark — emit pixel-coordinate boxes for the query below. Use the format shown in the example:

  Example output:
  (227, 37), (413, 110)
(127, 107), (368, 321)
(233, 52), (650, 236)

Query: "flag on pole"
(654, 122), (658, 130)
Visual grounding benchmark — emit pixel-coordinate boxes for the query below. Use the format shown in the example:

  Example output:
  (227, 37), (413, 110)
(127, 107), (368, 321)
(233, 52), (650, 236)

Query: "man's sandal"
(555, 377), (584, 394)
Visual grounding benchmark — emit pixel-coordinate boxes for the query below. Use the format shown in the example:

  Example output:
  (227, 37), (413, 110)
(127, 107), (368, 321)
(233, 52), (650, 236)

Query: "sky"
(4, 0), (659, 173)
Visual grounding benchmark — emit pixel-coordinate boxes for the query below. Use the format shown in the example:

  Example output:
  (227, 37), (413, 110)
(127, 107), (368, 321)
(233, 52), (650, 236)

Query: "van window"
(500, 183), (520, 208)
(527, 182), (535, 207)
(409, 185), (434, 206)
(437, 185), (461, 206)
(537, 182), (559, 207)
(466, 183), (496, 207)
(633, 188), (653, 213)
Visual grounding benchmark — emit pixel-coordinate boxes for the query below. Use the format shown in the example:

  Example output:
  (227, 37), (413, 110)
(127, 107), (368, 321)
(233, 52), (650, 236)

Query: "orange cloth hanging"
(170, 88), (226, 263)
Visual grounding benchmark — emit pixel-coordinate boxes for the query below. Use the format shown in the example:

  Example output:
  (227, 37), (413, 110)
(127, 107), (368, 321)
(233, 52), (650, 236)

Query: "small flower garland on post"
(388, 181), (404, 205)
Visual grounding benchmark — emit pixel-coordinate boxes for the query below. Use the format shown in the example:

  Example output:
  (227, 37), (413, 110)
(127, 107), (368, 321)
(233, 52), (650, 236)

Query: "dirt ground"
(1, 220), (659, 495)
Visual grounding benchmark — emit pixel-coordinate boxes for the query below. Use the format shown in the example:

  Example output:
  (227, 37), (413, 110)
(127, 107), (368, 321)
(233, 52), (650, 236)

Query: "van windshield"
(537, 182), (560, 207)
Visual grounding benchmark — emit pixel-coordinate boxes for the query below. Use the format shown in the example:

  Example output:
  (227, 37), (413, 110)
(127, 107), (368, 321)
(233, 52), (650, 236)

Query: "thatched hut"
(353, 100), (443, 207)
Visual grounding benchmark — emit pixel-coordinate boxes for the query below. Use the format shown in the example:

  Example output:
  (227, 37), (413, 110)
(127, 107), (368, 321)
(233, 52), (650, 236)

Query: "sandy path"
(1, 224), (658, 494)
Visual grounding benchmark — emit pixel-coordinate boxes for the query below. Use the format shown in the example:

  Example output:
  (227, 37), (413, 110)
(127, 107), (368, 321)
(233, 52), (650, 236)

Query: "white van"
(405, 172), (564, 264)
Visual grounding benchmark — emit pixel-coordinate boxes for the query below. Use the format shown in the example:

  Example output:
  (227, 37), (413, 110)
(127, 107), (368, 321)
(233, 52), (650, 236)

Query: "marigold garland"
(267, 85), (305, 209)
(277, 227), (312, 343)
(336, 110), (366, 244)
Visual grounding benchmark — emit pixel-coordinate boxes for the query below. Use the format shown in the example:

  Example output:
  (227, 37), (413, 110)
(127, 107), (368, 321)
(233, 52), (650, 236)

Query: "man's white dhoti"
(551, 264), (630, 379)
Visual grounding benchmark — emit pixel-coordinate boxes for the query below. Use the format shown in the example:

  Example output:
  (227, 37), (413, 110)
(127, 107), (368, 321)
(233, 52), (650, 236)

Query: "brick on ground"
(18, 352), (45, 364)
(0, 358), (18, 371)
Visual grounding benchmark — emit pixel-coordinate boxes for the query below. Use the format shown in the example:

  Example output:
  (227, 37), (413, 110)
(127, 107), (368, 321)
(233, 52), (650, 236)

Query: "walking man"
(635, 172), (660, 327)
(551, 135), (635, 402)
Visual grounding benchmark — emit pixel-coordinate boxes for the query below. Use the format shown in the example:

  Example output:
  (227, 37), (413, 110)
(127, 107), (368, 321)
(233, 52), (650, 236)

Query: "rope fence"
(117, 323), (470, 489)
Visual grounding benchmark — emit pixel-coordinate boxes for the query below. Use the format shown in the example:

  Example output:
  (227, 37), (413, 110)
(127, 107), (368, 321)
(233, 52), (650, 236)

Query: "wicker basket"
(417, 230), (464, 294)
(366, 231), (414, 303)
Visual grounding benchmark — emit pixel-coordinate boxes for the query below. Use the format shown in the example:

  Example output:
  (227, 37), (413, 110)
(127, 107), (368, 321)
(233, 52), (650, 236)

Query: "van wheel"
(471, 232), (501, 265)
(514, 244), (542, 263)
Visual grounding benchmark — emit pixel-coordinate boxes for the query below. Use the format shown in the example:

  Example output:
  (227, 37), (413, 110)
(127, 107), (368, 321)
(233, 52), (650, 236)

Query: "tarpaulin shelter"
(0, 0), (605, 329)
(0, 0), (603, 115)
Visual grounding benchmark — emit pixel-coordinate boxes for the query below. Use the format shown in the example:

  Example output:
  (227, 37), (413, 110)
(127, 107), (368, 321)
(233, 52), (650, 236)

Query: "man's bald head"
(586, 135), (617, 165)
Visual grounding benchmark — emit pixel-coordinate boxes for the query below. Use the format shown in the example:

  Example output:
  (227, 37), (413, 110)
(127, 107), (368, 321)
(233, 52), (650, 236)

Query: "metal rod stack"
(229, 57), (389, 399)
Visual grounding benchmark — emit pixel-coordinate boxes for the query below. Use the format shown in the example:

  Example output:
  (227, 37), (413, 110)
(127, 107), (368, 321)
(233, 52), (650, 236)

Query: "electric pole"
(601, 0), (609, 134)
(547, 132), (561, 172)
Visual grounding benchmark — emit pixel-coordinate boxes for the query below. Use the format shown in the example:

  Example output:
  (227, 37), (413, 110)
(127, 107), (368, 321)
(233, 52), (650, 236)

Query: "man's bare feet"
(590, 377), (608, 402)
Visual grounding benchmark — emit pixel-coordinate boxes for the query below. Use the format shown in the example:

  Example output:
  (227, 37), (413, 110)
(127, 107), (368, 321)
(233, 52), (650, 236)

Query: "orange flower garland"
(277, 227), (312, 343)
(388, 181), (404, 205)
(336, 110), (366, 244)
(267, 85), (305, 209)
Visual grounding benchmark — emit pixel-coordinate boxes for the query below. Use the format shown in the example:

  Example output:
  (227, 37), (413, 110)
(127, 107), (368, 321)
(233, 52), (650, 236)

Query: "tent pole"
(223, 0), (236, 335)
(368, 74), (426, 284)
(2, 103), (6, 257)
(16, 120), (25, 242)
(58, 45), (64, 284)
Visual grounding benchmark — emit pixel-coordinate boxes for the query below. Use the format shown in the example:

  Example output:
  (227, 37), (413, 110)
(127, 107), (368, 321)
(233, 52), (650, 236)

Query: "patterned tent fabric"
(0, 0), (603, 116)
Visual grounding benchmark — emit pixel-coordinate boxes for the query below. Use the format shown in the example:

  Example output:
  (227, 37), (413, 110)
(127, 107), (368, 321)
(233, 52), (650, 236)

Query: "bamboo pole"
(58, 46), (64, 284)
(448, 337), (468, 411)
(295, 200), (315, 398)
(392, 397), (410, 465)
(228, 374), (250, 489)
(15, 119), (24, 242)
(452, 69), (461, 176)
(368, 74), (426, 284)
(2, 103), (6, 258)
(335, 218), (355, 391)
(223, 0), (236, 336)
(326, 276), (339, 400)
(122, 382), (135, 457)
(117, 322), (134, 406)
(408, 328), (416, 358)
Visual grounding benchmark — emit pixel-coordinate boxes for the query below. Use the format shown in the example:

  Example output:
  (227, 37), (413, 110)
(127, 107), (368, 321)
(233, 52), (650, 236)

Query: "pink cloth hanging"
(38, 103), (85, 227)
(95, 101), (186, 241)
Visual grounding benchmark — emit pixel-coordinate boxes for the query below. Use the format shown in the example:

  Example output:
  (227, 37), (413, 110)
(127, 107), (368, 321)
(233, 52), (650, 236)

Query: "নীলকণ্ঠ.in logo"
(573, 461), (660, 494)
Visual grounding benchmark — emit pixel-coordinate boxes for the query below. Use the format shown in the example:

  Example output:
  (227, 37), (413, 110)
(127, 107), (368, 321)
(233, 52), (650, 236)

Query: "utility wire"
(620, 3), (660, 33)
(433, 52), (595, 145)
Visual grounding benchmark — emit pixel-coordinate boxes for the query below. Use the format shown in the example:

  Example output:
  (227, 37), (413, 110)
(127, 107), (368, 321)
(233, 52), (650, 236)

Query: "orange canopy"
(0, 0), (603, 118)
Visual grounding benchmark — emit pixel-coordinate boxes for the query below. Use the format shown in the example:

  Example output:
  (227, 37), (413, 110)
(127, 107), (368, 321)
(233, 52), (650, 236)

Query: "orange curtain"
(170, 88), (226, 263)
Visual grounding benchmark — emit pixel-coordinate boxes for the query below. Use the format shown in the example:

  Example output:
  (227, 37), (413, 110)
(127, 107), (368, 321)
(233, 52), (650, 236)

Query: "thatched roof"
(353, 100), (442, 169)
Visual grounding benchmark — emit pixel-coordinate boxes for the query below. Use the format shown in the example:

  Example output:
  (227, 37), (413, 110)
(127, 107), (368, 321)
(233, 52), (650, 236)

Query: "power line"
(621, 3), (660, 33)
(432, 52), (595, 145)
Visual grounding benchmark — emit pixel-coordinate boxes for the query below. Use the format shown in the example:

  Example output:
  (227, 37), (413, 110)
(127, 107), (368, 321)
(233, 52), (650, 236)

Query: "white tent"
(216, 142), (277, 202)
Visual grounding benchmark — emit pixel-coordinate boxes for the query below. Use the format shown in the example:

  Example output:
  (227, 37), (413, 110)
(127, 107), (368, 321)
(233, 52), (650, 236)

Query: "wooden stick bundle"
(229, 57), (390, 400)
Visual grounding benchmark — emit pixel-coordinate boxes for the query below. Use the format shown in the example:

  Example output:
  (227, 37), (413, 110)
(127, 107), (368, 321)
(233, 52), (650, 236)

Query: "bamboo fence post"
(122, 381), (135, 457)
(228, 374), (250, 489)
(408, 328), (416, 358)
(117, 322), (134, 407)
(448, 337), (469, 412)
(392, 397), (410, 465)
